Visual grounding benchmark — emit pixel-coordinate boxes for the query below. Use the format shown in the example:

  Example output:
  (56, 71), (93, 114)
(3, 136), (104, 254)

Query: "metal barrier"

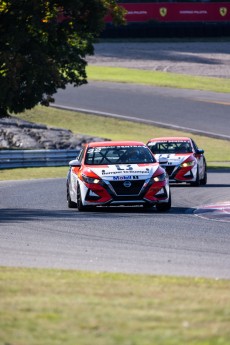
(0, 149), (80, 169)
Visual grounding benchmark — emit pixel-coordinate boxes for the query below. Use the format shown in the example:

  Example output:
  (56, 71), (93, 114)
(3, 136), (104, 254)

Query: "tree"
(0, 0), (125, 117)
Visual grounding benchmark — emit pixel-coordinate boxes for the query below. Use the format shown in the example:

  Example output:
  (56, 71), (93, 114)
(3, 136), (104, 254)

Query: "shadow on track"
(0, 206), (193, 223)
(171, 184), (230, 188)
(0, 208), (78, 223)
(201, 184), (230, 188)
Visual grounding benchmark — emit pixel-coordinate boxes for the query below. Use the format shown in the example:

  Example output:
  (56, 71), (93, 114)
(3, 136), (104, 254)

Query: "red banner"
(105, 3), (230, 22)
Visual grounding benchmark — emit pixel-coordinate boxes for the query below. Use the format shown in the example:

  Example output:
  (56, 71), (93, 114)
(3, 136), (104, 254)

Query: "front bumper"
(83, 178), (170, 206)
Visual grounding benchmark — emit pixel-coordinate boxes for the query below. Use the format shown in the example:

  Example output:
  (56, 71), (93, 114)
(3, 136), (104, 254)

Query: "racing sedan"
(147, 137), (207, 186)
(67, 141), (171, 211)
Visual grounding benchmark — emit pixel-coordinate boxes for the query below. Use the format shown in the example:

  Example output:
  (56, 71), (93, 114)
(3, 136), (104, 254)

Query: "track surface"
(54, 82), (230, 140)
(88, 41), (230, 79)
(0, 171), (229, 279)
(54, 41), (230, 140)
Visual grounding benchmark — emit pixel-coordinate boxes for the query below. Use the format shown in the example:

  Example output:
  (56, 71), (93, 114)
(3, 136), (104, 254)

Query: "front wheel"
(67, 185), (77, 208)
(156, 193), (171, 212)
(77, 185), (87, 211)
(191, 167), (200, 187)
(200, 165), (207, 185)
(77, 184), (94, 211)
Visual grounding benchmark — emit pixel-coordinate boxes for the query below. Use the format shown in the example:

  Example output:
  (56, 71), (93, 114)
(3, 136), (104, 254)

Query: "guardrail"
(0, 149), (80, 169)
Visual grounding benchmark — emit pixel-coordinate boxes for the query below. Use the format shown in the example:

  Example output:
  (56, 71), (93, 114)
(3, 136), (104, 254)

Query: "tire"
(200, 165), (207, 186)
(156, 193), (171, 212)
(77, 184), (89, 211)
(67, 185), (77, 208)
(191, 167), (200, 187)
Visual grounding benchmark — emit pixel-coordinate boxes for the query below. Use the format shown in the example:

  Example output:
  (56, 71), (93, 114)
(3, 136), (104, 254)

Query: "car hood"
(155, 153), (192, 165)
(85, 164), (159, 181)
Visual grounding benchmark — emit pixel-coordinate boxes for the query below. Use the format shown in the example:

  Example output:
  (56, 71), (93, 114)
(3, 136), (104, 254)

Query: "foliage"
(0, 0), (125, 117)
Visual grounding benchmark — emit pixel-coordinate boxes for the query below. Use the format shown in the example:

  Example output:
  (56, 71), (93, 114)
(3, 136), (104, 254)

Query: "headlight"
(153, 172), (166, 182)
(81, 174), (100, 184)
(180, 161), (195, 168)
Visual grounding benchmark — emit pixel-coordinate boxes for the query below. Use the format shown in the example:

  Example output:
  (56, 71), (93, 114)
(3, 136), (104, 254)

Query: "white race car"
(67, 141), (171, 211)
(147, 137), (207, 186)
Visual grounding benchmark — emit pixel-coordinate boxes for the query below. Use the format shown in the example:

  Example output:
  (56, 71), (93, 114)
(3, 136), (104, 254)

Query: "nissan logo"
(123, 181), (132, 188)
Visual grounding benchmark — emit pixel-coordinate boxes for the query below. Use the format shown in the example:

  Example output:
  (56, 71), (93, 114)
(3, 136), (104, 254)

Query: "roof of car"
(148, 137), (191, 142)
(88, 141), (146, 147)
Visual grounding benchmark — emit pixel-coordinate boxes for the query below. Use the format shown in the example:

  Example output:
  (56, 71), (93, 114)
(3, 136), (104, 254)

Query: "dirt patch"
(87, 41), (230, 78)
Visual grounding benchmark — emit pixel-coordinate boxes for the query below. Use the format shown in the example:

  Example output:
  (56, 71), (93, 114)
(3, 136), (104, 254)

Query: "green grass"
(87, 66), (230, 93)
(0, 166), (68, 180)
(0, 106), (228, 181)
(1, 267), (230, 345)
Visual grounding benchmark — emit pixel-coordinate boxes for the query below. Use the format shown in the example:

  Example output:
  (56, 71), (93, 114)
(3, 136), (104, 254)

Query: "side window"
(191, 140), (198, 152)
(77, 147), (86, 163)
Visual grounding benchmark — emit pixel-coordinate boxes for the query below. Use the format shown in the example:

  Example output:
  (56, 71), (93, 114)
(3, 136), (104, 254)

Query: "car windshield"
(85, 146), (156, 165)
(149, 141), (192, 154)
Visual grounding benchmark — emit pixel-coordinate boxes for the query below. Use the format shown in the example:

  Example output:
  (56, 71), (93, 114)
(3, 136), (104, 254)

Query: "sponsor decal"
(102, 170), (149, 175)
(127, 11), (148, 15)
(90, 145), (144, 150)
(160, 7), (167, 17)
(220, 7), (227, 16)
(179, 10), (207, 15)
(101, 165), (150, 178)
(113, 176), (131, 181)
(113, 175), (139, 181)
(168, 158), (183, 161)
(152, 140), (190, 144)
(157, 153), (188, 162)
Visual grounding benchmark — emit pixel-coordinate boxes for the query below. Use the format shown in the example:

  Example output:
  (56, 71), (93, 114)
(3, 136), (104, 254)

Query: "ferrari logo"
(219, 7), (227, 16)
(159, 7), (167, 17)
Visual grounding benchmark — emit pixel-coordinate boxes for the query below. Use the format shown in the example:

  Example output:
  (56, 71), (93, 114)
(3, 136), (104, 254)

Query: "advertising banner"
(105, 3), (230, 22)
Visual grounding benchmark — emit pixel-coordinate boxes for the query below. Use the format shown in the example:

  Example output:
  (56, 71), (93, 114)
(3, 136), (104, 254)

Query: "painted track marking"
(194, 202), (230, 223)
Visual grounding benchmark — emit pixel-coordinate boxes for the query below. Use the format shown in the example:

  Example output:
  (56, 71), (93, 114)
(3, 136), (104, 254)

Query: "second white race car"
(147, 137), (207, 186)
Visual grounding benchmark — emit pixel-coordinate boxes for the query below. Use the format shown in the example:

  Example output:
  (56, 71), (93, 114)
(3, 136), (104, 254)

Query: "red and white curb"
(194, 202), (230, 222)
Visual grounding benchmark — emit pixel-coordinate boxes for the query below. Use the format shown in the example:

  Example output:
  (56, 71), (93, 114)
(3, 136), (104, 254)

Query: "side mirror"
(69, 159), (81, 167)
(158, 157), (168, 165)
(196, 149), (204, 155)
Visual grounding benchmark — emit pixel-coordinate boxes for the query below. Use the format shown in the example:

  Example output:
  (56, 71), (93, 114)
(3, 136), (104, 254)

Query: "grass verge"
(1, 267), (230, 345)
(87, 66), (230, 93)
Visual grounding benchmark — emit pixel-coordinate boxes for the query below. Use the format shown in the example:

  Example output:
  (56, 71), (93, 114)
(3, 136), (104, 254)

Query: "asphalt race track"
(0, 171), (229, 279)
(54, 81), (230, 140)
